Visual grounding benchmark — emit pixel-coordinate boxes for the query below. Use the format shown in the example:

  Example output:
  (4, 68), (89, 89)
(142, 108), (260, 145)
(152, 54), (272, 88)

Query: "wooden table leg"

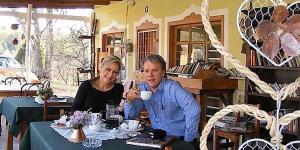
(7, 132), (13, 150)
(200, 93), (208, 131)
(195, 94), (201, 133)
(19, 121), (27, 143)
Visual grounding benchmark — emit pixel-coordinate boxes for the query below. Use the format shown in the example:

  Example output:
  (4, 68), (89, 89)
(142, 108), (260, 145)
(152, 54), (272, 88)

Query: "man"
(124, 54), (200, 142)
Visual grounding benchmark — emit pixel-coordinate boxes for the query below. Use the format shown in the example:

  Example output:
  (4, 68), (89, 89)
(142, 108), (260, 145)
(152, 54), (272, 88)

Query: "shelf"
(166, 72), (193, 77)
(208, 50), (218, 52)
(208, 58), (221, 60)
(248, 92), (300, 101)
(258, 124), (298, 136)
(282, 130), (298, 136)
(248, 66), (300, 71)
(78, 35), (94, 39)
(206, 106), (221, 110)
(229, 77), (245, 80)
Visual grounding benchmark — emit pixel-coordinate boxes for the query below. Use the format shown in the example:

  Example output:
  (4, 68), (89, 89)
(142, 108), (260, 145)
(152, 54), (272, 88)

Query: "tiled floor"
(0, 115), (19, 150)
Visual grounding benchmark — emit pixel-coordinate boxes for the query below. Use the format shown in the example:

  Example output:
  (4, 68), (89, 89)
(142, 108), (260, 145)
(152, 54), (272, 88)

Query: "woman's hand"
(126, 89), (140, 103)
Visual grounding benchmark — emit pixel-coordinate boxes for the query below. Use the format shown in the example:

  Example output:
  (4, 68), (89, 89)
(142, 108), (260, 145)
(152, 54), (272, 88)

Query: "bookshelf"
(243, 5), (300, 144)
(166, 63), (238, 131)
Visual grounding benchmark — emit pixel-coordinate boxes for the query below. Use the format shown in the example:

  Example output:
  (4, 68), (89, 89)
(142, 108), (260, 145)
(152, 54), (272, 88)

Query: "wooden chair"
(214, 110), (260, 150)
(43, 80), (51, 88)
(43, 99), (72, 121)
(76, 68), (93, 86)
(21, 83), (43, 96)
(4, 77), (27, 85)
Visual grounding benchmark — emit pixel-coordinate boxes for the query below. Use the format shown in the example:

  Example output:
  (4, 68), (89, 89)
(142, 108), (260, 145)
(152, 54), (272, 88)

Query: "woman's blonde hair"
(100, 55), (122, 72)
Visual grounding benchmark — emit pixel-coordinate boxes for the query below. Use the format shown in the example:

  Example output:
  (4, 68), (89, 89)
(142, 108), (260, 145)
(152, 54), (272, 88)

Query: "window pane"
(176, 44), (189, 66)
(107, 35), (114, 45)
(191, 44), (206, 63)
(114, 34), (123, 45)
(176, 27), (189, 42)
(114, 47), (122, 58)
(212, 23), (221, 40)
(191, 25), (203, 41)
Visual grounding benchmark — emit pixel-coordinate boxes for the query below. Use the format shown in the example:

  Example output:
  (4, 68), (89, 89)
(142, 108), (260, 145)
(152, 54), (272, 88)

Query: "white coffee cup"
(140, 91), (152, 100)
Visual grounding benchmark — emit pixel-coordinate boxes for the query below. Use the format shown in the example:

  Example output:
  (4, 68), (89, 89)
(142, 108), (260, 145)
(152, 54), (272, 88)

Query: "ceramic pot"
(69, 127), (86, 143)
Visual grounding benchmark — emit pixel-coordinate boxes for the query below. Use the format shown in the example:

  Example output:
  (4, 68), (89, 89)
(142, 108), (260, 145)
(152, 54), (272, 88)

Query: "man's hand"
(126, 89), (140, 103)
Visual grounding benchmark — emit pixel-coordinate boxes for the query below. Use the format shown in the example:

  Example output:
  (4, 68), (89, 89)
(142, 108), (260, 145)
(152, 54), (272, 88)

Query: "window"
(101, 32), (126, 81)
(102, 32), (124, 58)
(136, 21), (158, 70)
(169, 14), (224, 67)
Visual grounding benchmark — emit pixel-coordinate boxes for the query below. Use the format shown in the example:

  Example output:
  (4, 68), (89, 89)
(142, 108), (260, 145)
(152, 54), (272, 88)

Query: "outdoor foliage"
(51, 26), (90, 85)
(0, 8), (91, 90)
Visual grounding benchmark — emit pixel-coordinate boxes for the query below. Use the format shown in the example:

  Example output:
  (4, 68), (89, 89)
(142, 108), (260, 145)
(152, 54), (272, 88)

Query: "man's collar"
(144, 78), (166, 92)
(157, 78), (166, 92)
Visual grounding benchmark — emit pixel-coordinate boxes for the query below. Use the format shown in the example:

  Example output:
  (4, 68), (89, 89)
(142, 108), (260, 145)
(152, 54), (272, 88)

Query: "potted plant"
(37, 87), (54, 101)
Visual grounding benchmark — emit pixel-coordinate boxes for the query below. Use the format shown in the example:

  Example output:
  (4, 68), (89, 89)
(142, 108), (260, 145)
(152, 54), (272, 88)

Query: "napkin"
(34, 97), (44, 104)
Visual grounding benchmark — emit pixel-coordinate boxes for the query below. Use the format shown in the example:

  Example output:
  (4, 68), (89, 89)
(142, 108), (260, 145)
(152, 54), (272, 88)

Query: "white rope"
(275, 91), (281, 149)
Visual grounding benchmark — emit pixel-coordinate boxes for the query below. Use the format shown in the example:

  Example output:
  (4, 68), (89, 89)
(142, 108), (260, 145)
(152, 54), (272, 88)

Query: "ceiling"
(0, 0), (123, 8)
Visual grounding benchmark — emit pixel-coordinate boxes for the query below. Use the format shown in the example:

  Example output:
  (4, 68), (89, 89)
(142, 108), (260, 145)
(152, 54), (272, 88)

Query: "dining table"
(20, 121), (197, 150)
(0, 84), (37, 97)
(0, 97), (72, 150)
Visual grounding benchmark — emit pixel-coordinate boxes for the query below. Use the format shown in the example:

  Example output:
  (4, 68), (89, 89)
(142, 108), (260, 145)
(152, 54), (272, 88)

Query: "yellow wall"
(95, 0), (246, 103)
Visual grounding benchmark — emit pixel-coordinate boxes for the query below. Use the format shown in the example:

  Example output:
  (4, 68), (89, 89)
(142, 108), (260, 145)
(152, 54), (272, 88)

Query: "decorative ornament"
(199, 0), (300, 149)
(145, 6), (149, 13)
(11, 24), (18, 30)
(12, 38), (18, 45)
(126, 0), (135, 7)
(257, 5), (300, 59)
(238, 0), (300, 66)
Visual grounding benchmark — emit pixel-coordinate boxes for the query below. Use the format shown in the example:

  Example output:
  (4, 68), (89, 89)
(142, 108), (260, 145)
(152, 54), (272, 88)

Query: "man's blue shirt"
(124, 78), (200, 141)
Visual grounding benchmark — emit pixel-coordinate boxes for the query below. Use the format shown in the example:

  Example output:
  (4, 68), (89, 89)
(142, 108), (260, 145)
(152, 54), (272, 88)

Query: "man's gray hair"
(143, 54), (167, 77)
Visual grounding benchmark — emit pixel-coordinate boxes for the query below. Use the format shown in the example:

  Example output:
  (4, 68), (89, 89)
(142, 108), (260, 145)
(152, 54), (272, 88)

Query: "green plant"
(37, 87), (54, 99)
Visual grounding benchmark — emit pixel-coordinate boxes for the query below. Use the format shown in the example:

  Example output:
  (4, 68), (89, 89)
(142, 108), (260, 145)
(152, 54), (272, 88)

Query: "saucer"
(118, 127), (144, 132)
(50, 123), (71, 129)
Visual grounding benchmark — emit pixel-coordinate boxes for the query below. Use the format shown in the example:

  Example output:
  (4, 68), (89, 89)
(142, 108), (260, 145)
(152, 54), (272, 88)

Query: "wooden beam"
(0, 0), (122, 8)
(0, 10), (90, 22)
(0, 4), (94, 8)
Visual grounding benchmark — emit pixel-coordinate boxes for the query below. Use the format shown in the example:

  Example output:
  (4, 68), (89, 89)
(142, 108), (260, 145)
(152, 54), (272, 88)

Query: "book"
(126, 133), (175, 149)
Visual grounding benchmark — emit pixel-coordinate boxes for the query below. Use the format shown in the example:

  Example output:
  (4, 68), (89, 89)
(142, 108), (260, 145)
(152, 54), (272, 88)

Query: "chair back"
(43, 80), (51, 88)
(4, 77), (27, 85)
(21, 83), (43, 97)
(43, 99), (72, 121)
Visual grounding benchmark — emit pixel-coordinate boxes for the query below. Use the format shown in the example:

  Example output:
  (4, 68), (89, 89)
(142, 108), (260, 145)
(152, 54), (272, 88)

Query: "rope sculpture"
(199, 0), (300, 149)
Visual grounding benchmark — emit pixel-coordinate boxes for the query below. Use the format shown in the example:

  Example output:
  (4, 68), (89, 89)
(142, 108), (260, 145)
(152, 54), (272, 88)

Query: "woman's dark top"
(72, 80), (124, 113)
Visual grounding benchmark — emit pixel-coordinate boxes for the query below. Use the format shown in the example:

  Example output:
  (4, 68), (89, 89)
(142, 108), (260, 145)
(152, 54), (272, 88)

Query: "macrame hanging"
(199, 0), (300, 149)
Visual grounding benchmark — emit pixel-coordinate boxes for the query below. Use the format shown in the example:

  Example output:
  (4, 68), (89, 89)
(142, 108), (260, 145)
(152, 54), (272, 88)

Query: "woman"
(72, 56), (124, 113)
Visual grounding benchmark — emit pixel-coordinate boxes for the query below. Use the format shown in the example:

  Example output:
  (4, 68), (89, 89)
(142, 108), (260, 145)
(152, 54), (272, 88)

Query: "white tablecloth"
(51, 123), (141, 141)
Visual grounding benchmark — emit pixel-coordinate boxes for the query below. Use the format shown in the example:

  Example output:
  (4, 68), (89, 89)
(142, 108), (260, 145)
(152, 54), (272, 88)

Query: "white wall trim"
(100, 20), (125, 33)
(133, 13), (162, 70)
(164, 4), (229, 68)
(99, 20), (125, 49)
